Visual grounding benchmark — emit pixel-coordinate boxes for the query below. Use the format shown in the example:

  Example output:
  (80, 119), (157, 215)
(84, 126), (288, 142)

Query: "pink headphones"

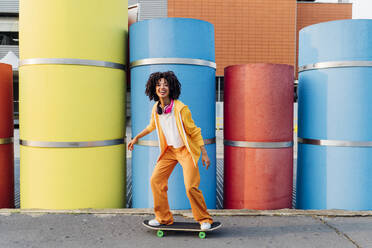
(164, 99), (174, 114)
(157, 99), (174, 115)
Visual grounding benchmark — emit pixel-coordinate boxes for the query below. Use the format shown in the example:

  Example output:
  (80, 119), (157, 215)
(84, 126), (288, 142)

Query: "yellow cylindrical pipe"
(21, 146), (125, 208)
(20, 66), (125, 141)
(19, 0), (127, 209)
(20, 1), (126, 63)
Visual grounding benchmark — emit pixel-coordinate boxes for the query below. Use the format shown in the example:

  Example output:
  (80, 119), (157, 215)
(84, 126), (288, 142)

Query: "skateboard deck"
(143, 220), (222, 239)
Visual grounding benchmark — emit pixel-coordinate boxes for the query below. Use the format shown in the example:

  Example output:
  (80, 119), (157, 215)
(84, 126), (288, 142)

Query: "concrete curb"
(1, 208), (372, 217)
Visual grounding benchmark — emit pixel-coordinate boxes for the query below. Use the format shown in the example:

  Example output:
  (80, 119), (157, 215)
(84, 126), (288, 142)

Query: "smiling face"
(156, 78), (170, 100)
(145, 71), (181, 102)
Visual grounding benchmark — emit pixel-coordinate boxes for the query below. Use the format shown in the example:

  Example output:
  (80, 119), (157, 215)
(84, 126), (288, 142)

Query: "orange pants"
(150, 146), (213, 225)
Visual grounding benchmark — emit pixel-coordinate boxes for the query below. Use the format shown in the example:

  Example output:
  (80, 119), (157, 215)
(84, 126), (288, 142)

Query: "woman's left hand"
(200, 146), (210, 170)
(202, 154), (210, 170)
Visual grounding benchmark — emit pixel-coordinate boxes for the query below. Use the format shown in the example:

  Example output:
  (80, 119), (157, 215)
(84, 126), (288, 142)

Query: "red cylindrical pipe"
(0, 63), (14, 208)
(224, 63), (293, 210)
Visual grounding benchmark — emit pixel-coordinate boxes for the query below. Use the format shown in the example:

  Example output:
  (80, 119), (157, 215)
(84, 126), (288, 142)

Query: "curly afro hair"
(145, 71), (181, 102)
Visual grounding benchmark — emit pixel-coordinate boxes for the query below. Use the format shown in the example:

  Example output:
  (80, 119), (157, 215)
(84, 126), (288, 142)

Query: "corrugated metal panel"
(0, 17), (18, 31)
(0, 45), (19, 58)
(128, 0), (138, 6)
(0, 0), (19, 13)
(137, 0), (167, 20)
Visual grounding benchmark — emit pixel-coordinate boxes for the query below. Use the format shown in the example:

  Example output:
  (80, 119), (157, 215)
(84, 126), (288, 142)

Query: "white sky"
(316, 0), (372, 19)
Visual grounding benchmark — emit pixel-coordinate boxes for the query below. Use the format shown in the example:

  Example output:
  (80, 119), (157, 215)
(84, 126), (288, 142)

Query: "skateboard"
(143, 220), (222, 239)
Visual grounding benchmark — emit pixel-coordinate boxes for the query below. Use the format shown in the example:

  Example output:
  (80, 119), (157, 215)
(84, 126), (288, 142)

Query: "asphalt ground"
(1, 209), (372, 248)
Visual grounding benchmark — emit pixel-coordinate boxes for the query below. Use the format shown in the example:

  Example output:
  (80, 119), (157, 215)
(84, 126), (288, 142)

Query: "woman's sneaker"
(149, 219), (160, 226)
(200, 222), (211, 230)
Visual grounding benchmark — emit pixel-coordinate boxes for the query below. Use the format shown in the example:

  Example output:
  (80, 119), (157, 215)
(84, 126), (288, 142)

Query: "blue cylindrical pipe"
(130, 18), (216, 209)
(297, 20), (372, 210)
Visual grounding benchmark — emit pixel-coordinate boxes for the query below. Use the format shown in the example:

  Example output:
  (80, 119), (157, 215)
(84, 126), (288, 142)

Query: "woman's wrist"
(200, 145), (207, 154)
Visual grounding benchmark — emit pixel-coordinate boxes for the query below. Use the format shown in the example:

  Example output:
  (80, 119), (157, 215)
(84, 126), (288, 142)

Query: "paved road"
(1, 211), (371, 248)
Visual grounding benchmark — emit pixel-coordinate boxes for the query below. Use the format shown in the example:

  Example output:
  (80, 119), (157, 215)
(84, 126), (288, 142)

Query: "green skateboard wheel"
(157, 230), (164, 238)
(199, 232), (206, 239)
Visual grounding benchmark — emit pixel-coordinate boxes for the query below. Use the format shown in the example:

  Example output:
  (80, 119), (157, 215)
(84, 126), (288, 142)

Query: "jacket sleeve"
(145, 109), (156, 133)
(181, 107), (204, 147)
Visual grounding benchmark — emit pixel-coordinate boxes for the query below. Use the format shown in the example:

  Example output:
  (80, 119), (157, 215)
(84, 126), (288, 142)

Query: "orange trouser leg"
(176, 147), (213, 224)
(150, 148), (177, 225)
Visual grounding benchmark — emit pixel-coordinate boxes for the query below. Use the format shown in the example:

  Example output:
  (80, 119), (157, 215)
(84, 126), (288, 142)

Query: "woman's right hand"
(127, 137), (138, 151)
(127, 128), (151, 151)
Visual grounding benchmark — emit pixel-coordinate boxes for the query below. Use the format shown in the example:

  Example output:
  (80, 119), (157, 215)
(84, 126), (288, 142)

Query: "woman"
(128, 71), (213, 230)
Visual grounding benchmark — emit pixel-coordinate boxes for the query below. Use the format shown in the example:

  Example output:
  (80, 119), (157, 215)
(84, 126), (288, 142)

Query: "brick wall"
(168, 1), (352, 77)
(168, 0), (296, 76)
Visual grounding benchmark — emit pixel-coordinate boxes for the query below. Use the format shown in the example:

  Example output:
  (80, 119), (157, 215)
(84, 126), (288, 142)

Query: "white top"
(158, 107), (184, 148)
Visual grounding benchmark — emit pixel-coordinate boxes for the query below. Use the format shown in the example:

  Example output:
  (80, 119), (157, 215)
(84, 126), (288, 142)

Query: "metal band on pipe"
(0, 137), (13, 145)
(20, 138), (124, 148)
(136, 138), (216, 147)
(130, 58), (217, 69)
(224, 140), (293, 148)
(19, 58), (126, 70)
(299, 60), (372, 72)
(298, 137), (372, 147)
